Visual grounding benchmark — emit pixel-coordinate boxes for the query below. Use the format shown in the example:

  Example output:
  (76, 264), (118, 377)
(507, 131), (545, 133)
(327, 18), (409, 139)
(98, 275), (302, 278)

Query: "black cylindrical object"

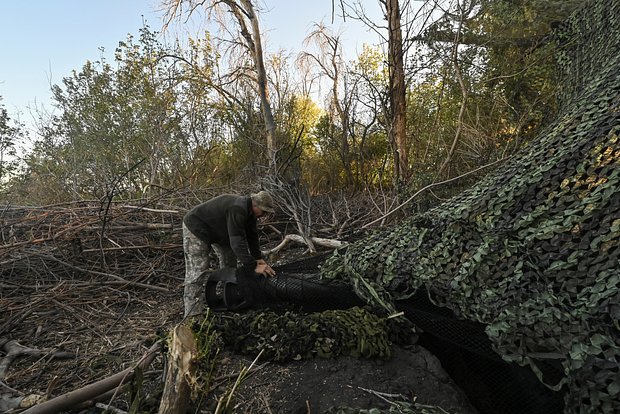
(204, 267), (365, 312)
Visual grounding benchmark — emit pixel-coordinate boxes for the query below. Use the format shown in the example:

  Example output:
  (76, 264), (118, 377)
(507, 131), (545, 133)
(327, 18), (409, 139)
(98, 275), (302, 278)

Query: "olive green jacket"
(183, 194), (262, 266)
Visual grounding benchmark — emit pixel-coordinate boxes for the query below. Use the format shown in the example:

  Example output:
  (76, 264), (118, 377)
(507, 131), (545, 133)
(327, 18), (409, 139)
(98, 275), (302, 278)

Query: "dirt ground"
(223, 344), (478, 414)
(0, 202), (483, 413)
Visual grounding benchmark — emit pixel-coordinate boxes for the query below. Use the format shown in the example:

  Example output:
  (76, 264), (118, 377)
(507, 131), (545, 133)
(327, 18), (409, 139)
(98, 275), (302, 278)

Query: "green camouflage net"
(212, 307), (414, 362)
(320, 0), (620, 412)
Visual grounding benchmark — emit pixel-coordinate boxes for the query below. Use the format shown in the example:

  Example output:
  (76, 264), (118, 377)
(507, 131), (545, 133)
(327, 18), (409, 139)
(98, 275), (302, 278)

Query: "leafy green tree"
(0, 101), (23, 192)
(336, 0), (413, 185)
(421, 0), (582, 158)
(347, 45), (392, 190)
(22, 26), (192, 201)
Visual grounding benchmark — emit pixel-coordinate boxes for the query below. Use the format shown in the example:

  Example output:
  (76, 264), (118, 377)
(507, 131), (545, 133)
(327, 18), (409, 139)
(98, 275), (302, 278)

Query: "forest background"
(0, 0), (583, 235)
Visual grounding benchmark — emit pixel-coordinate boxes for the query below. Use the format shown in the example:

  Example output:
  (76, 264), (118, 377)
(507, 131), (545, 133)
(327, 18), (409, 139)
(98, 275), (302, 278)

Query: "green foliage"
(0, 102), (23, 192)
(474, 0), (581, 136)
(192, 313), (221, 402)
(302, 45), (393, 193)
(11, 25), (244, 203)
(403, 0), (582, 188)
(3, 0), (588, 202)
(15, 26), (191, 201)
(212, 307), (413, 362)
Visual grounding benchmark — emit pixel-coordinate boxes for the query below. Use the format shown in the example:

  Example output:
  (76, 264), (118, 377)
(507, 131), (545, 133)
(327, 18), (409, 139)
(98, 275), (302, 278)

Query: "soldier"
(182, 191), (276, 317)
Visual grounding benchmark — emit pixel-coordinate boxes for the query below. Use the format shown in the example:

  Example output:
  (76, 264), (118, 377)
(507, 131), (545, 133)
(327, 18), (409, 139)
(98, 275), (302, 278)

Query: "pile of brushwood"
(0, 201), (185, 412)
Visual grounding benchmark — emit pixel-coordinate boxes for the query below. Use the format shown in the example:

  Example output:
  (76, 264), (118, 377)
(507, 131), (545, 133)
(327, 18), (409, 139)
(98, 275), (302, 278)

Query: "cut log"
(157, 324), (198, 414)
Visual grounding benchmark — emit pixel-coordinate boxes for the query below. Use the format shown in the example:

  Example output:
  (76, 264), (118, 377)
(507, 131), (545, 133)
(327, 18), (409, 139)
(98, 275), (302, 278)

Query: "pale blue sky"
(0, 0), (380, 127)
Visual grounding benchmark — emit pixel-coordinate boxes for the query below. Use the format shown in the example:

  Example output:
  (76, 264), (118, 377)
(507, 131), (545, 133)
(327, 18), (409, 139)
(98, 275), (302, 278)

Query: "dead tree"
(163, 0), (278, 171)
(299, 24), (355, 186)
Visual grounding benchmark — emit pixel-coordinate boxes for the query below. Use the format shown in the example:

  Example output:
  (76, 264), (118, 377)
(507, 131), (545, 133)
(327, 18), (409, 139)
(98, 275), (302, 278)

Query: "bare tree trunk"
(228, 0), (278, 171)
(333, 95), (354, 186)
(386, 0), (409, 183)
(164, 0), (278, 171)
(439, 2), (467, 177)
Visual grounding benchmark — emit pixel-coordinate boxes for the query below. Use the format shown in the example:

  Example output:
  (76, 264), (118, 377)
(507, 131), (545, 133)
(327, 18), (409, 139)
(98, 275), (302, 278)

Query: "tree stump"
(158, 324), (198, 414)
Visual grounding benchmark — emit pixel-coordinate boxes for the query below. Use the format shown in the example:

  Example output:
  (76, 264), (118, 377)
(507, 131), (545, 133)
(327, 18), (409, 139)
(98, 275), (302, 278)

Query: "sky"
(0, 0), (381, 133)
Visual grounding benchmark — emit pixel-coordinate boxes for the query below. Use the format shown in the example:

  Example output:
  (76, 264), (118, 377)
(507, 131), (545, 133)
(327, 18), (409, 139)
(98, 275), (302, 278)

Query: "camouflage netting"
(320, 0), (620, 413)
(212, 307), (414, 361)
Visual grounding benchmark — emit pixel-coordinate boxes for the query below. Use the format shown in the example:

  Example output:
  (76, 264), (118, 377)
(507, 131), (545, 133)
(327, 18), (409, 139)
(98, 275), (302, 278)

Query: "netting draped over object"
(320, 0), (620, 412)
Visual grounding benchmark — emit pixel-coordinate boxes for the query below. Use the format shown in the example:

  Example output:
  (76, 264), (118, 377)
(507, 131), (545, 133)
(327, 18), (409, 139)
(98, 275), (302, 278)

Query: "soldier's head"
(251, 190), (275, 217)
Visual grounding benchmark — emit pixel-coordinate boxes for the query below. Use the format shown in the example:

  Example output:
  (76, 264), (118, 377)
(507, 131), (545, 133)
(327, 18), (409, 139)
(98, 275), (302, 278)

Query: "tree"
(0, 102), (22, 191)
(418, 0), (583, 162)
(335, 0), (412, 185)
(437, 1), (472, 178)
(163, 0), (278, 172)
(299, 23), (355, 186)
(19, 26), (191, 202)
(385, 0), (409, 183)
(348, 45), (392, 189)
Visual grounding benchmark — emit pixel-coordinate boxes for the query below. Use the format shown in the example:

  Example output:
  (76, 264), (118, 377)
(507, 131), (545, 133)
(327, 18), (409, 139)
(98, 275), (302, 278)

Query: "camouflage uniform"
(182, 194), (267, 317)
(182, 222), (237, 317)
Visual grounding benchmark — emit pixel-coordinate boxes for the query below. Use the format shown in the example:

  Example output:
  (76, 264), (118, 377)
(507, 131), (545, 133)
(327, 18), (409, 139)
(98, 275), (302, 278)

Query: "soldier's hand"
(255, 261), (276, 277)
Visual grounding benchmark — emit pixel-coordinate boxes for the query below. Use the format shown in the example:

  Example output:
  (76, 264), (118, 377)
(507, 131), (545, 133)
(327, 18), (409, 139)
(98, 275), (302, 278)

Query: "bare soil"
(225, 344), (478, 414)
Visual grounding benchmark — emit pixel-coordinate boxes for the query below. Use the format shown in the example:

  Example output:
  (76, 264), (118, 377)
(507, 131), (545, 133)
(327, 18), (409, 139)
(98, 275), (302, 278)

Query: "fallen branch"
(0, 339), (74, 412)
(71, 370), (162, 412)
(83, 223), (174, 231)
(122, 205), (180, 214)
(264, 234), (346, 255)
(21, 340), (163, 414)
(29, 252), (169, 293)
(81, 244), (181, 253)
(0, 339), (74, 381)
(0, 305), (37, 336)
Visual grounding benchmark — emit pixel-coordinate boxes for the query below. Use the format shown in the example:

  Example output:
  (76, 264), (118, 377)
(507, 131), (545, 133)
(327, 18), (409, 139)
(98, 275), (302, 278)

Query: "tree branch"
(362, 157), (509, 229)
(21, 341), (163, 414)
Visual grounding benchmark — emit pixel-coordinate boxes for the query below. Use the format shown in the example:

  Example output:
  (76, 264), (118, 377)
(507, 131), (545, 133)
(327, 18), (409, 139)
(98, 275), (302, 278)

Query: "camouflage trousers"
(182, 223), (237, 317)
